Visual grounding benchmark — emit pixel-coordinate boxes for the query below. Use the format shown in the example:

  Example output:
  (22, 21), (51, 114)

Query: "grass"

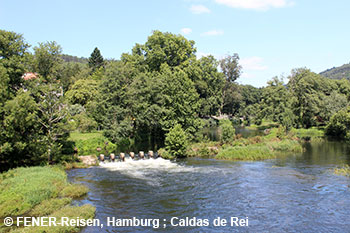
(334, 165), (350, 177)
(290, 127), (324, 140)
(68, 132), (103, 141)
(60, 184), (89, 198)
(69, 132), (116, 156)
(0, 166), (94, 232)
(10, 205), (96, 233)
(0, 166), (67, 217)
(216, 144), (275, 160)
(29, 197), (72, 216)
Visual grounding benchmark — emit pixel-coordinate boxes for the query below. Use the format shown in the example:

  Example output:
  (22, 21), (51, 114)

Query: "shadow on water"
(67, 141), (350, 233)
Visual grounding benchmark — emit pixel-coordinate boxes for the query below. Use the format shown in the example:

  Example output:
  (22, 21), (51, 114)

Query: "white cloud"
(215, 0), (294, 10)
(201, 29), (224, 36)
(190, 4), (211, 14)
(240, 57), (268, 71)
(180, 28), (192, 35)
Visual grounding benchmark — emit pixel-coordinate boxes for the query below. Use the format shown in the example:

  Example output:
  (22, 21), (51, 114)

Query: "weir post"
(148, 150), (154, 158)
(120, 152), (125, 162)
(139, 151), (145, 159)
(99, 154), (105, 162)
(110, 153), (115, 162)
(130, 152), (135, 159)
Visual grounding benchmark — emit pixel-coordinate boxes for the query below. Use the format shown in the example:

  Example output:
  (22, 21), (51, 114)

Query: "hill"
(320, 63), (350, 80)
(61, 54), (88, 64)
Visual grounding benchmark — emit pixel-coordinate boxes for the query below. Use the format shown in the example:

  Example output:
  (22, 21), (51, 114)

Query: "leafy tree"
(186, 55), (225, 116)
(325, 107), (350, 139)
(0, 91), (44, 170)
(220, 53), (242, 83)
(33, 41), (63, 80)
(88, 47), (104, 72)
(0, 30), (30, 96)
(122, 30), (196, 72)
(65, 78), (99, 106)
(31, 83), (70, 163)
(219, 53), (242, 115)
(164, 124), (188, 158)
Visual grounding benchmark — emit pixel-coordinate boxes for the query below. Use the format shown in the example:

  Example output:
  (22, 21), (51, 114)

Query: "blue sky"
(1, 0), (349, 87)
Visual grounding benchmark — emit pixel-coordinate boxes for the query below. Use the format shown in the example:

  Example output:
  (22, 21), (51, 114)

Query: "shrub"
(325, 107), (350, 139)
(164, 124), (188, 158)
(219, 119), (235, 144)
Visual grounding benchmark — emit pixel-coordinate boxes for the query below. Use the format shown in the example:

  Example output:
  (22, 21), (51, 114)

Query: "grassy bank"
(0, 166), (95, 232)
(69, 131), (116, 156)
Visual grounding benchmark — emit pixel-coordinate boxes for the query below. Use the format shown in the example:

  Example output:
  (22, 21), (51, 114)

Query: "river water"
(67, 141), (350, 232)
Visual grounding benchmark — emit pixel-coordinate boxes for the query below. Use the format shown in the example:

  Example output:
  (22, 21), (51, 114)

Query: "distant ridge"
(61, 54), (88, 64)
(320, 63), (350, 80)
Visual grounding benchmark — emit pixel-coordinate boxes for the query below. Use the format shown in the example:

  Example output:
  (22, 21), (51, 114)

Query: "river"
(67, 140), (350, 232)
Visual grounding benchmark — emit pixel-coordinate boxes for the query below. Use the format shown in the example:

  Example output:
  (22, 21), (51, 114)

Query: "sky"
(1, 0), (350, 87)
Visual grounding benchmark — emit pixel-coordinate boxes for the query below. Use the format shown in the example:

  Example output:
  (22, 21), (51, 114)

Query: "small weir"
(98, 151), (159, 163)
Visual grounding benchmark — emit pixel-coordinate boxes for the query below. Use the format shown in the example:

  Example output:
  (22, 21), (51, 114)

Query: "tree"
(122, 30), (196, 72)
(33, 41), (63, 80)
(88, 47), (104, 72)
(325, 107), (350, 139)
(0, 90), (44, 171)
(65, 79), (99, 106)
(220, 53), (242, 83)
(219, 53), (242, 115)
(31, 83), (70, 163)
(0, 30), (30, 96)
(164, 124), (188, 158)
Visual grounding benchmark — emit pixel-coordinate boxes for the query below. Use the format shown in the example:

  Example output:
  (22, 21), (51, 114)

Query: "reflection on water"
(68, 141), (350, 232)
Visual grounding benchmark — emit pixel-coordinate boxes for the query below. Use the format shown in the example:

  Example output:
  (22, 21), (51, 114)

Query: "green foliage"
(88, 47), (104, 72)
(33, 41), (63, 80)
(325, 107), (350, 139)
(186, 141), (219, 158)
(0, 90), (45, 170)
(0, 30), (29, 95)
(122, 30), (196, 72)
(70, 132), (116, 155)
(66, 78), (99, 106)
(164, 124), (189, 158)
(219, 119), (235, 143)
(290, 127), (324, 140)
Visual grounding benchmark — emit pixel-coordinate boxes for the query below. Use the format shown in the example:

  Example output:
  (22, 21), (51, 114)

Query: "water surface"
(68, 141), (350, 232)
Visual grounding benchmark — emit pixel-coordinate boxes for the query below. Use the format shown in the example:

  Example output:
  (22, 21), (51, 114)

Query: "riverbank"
(187, 131), (304, 161)
(0, 166), (95, 232)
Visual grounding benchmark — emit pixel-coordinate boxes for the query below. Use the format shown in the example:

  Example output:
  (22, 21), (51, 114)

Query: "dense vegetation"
(1, 28), (350, 170)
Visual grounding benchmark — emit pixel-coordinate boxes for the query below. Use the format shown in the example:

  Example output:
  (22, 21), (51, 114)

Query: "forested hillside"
(320, 63), (350, 80)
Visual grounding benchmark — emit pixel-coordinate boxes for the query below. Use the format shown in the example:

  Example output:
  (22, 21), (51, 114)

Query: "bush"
(219, 119), (235, 144)
(325, 107), (350, 139)
(164, 124), (188, 158)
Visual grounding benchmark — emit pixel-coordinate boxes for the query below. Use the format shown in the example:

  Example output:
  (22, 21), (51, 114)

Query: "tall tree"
(219, 53), (242, 115)
(0, 30), (30, 96)
(88, 47), (104, 72)
(33, 41), (63, 80)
